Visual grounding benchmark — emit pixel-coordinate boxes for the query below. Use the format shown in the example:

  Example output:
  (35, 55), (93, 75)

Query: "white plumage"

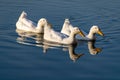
(44, 23), (85, 45)
(16, 11), (48, 33)
(61, 19), (104, 40)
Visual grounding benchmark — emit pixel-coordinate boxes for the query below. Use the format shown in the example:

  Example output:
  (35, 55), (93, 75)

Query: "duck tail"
(65, 18), (70, 24)
(19, 11), (27, 20)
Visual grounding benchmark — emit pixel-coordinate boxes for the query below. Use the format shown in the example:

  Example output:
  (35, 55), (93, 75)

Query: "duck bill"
(79, 31), (85, 37)
(98, 30), (104, 36)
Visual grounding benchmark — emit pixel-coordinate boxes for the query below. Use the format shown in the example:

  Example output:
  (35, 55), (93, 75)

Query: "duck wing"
(51, 30), (68, 40)
(18, 11), (37, 28)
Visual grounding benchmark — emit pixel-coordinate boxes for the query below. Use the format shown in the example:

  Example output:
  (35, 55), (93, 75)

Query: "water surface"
(0, 0), (120, 80)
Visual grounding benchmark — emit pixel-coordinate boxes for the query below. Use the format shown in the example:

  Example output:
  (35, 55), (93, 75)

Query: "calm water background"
(0, 0), (120, 80)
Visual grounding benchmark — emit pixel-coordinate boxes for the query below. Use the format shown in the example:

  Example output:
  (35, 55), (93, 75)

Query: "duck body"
(16, 11), (48, 33)
(61, 19), (104, 40)
(44, 24), (85, 45)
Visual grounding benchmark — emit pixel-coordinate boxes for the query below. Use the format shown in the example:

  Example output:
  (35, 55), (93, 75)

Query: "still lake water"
(0, 0), (120, 80)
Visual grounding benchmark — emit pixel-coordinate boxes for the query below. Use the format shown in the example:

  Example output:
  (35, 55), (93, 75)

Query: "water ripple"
(0, 0), (120, 80)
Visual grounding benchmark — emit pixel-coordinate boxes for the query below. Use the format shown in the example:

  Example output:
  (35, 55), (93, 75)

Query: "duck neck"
(68, 32), (76, 44)
(69, 32), (76, 39)
(35, 22), (44, 33)
(87, 30), (95, 40)
(36, 22), (43, 30)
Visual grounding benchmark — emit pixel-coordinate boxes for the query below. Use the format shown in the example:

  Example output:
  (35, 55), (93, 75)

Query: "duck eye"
(94, 27), (97, 29)
(76, 28), (79, 30)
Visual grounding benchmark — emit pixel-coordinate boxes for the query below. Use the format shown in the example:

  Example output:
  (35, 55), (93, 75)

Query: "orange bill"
(79, 31), (85, 37)
(98, 29), (104, 36)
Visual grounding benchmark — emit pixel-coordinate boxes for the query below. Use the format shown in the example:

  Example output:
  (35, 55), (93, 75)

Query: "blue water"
(0, 0), (120, 80)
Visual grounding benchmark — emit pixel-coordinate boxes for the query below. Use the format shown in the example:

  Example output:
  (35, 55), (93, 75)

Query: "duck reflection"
(88, 40), (102, 55)
(43, 42), (84, 61)
(16, 29), (84, 61)
(16, 29), (43, 45)
(68, 44), (84, 62)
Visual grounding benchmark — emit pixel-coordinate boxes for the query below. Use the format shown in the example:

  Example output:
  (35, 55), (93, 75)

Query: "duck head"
(90, 25), (104, 36)
(38, 18), (48, 27)
(72, 27), (85, 37)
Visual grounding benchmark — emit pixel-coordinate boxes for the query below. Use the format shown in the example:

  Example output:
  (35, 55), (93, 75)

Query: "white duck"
(16, 11), (48, 33)
(61, 19), (104, 40)
(44, 23), (85, 45)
